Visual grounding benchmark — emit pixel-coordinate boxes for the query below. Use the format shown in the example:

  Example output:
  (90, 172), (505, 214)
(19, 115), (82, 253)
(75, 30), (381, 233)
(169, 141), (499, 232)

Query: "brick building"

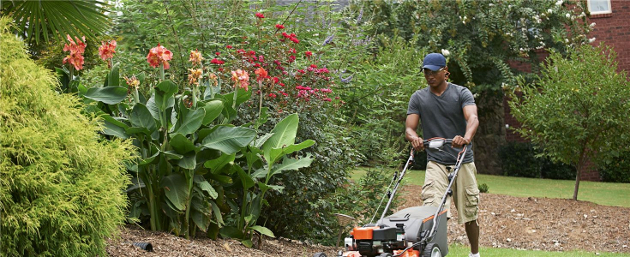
(504, 0), (630, 181)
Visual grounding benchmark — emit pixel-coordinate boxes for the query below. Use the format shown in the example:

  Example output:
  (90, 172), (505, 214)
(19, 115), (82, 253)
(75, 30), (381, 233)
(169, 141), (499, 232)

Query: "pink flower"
(98, 40), (117, 61)
(231, 69), (250, 91)
(255, 12), (265, 18)
(62, 34), (87, 70)
(147, 44), (173, 69)
(323, 98), (332, 102)
(276, 24), (285, 29)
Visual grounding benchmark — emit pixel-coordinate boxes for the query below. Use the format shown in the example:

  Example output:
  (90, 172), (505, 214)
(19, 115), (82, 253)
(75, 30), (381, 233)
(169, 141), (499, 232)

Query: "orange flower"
(189, 49), (204, 66)
(147, 44), (173, 69)
(62, 34), (87, 70)
(98, 40), (117, 61)
(188, 68), (203, 85)
(231, 69), (250, 91)
(255, 67), (269, 82)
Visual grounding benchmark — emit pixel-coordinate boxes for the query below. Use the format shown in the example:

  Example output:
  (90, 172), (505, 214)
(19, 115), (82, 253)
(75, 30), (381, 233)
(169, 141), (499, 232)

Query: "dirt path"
(107, 185), (630, 256)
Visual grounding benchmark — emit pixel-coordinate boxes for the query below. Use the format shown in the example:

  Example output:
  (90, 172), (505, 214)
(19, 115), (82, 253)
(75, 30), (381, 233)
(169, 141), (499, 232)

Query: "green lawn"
(352, 167), (630, 208)
(351, 167), (630, 256)
(448, 243), (630, 257)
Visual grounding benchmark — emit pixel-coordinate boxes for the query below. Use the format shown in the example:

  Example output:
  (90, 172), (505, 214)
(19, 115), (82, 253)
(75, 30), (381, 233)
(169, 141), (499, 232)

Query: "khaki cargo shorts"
(421, 161), (479, 224)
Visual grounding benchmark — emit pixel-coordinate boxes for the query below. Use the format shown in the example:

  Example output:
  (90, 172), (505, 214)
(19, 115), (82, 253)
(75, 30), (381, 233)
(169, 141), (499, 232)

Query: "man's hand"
(452, 135), (470, 148)
(411, 136), (425, 151)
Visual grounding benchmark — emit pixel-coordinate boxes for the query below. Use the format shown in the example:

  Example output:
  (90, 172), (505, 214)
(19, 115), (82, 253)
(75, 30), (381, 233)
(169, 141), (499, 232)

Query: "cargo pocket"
(421, 181), (436, 206)
(464, 186), (479, 217)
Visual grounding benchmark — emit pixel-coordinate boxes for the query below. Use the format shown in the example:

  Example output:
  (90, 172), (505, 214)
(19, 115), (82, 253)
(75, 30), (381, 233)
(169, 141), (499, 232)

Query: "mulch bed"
(107, 185), (630, 256)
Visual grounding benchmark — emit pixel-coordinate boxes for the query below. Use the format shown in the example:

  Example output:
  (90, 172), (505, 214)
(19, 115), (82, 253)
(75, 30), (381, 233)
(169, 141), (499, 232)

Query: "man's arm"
(453, 105), (479, 147)
(406, 114), (424, 151)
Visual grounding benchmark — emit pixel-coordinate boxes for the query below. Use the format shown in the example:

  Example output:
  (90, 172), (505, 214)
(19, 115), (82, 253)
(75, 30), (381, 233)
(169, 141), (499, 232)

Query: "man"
(405, 53), (481, 257)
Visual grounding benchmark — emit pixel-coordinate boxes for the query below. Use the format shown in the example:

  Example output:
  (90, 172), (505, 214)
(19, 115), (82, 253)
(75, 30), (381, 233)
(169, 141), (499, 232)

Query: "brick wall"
(503, 0), (630, 181)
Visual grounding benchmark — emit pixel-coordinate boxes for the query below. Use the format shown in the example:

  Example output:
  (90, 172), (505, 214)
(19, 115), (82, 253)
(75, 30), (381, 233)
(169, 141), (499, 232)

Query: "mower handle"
(422, 138), (453, 149)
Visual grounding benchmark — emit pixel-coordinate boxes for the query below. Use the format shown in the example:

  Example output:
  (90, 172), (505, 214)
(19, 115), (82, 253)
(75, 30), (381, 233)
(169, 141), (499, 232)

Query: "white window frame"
(588, 0), (612, 15)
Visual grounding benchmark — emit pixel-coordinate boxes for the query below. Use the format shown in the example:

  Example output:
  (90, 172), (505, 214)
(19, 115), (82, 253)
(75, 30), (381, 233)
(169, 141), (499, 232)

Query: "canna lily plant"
(78, 42), (314, 244)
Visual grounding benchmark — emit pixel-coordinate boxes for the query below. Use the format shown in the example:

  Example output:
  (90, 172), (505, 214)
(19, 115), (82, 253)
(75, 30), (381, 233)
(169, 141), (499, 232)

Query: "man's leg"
(452, 162), (480, 256)
(465, 220), (479, 254)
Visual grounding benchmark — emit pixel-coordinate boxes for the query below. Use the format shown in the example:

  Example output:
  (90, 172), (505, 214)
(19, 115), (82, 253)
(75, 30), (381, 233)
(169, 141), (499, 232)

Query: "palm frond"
(1, 0), (111, 45)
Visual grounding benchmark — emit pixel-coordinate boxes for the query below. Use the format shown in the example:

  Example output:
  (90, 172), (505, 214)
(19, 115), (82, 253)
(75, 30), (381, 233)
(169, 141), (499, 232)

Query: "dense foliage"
(499, 141), (575, 179)
(0, 18), (133, 256)
(509, 44), (630, 199)
(597, 151), (630, 183)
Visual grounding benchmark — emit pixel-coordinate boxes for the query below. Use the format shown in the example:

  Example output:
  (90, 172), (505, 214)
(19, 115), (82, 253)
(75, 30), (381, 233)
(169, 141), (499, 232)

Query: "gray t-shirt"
(407, 83), (475, 165)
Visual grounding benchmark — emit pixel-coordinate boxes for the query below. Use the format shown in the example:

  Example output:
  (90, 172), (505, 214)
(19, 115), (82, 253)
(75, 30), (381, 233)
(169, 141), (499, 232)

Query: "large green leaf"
(201, 126), (256, 154)
(191, 208), (211, 232)
(202, 100), (224, 125)
(262, 114), (300, 163)
(250, 225), (275, 238)
(235, 166), (255, 190)
(83, 86), (128, 105)
(267, 140), (316, 164)
(270, 155), (314, 177)
(102, 119), (129, 139)
(130, 104), (157, 133)
(161, 174), (190, 211)
(174, 108), (205, 136)
(108, 63), (120, 87)
(169, 134), (197, 154)
(204, 153), (235, 173)
(194, 176), (218, 199)
(154, 80), (177, 111)
(177, 153), (196, 170)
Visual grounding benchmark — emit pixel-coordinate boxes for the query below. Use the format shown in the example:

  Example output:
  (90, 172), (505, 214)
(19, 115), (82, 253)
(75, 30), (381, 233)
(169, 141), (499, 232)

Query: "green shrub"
(498, 141), (575, 180)
(478, 183), (489, 193)
(0, 18), (133, 257)
(597, 151), (630, 183)
(498, 142), (541, 178)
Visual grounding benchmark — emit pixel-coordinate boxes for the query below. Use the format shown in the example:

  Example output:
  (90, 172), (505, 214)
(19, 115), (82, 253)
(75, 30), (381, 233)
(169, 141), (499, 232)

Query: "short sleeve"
(460, 87), (475, 108)
(407, 92), (421, 115)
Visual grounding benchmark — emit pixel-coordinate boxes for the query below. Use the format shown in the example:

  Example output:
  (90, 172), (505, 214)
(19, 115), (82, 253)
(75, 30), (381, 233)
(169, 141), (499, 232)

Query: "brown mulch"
(107, 185), (630, 256)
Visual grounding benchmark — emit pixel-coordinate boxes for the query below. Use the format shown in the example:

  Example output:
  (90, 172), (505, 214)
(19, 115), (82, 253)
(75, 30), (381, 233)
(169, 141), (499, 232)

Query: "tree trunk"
(572, 147), (588, 200)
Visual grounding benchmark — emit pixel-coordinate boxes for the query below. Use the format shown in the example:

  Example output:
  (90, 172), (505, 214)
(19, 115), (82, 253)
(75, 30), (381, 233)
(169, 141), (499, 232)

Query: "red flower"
(268, 93), (277, 98)
(272, 77), (279, 84)
(276, 24), (284, 29)
(147, 44), (173, 69)
(305, 51), (313, 58)
(215, 52), (221, 56)
(288, 55), (296, 63)
(98, 40), (117, 61)
(62, 34), (87, 70)
(227, 45), (233, 49)
(210, 58), (225, 65)
(255, 12), (265, 18)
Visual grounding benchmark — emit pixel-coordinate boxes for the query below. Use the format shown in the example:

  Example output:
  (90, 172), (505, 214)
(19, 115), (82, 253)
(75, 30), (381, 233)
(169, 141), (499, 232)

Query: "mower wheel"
(422, 243), (442, 257)
(313, 252), (327, 257)
(378, 253), (393, 257)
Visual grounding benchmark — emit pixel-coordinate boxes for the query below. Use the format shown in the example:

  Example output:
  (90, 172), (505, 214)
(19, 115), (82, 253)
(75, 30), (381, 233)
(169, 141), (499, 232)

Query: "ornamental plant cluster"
(60, 12), (325, 247)
(0, 18), (133, 257)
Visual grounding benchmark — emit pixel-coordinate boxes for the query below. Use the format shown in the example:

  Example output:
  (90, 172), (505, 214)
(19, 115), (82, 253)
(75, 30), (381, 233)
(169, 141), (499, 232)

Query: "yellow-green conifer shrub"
(0, 17), (133, 256)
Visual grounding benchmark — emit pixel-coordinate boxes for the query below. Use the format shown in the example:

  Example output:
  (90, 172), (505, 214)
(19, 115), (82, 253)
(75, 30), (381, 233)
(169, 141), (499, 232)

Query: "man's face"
(423, 67), (447, 87)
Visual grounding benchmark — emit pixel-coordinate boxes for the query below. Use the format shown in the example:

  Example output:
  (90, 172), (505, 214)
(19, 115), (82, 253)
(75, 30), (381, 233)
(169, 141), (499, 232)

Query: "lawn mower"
(315, 138), (468, 257)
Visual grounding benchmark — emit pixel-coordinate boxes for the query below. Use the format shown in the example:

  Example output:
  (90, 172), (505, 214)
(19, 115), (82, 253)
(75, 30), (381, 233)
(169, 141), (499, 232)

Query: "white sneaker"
(469, 253), (480, 257)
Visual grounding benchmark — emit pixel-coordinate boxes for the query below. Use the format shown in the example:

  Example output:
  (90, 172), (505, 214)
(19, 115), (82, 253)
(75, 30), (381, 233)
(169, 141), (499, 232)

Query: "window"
(588, 0), (611, 15)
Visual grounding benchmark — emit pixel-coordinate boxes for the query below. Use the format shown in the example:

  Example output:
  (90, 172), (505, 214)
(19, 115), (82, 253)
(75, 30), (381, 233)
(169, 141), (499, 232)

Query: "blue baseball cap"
(422, 53), (446, 71)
